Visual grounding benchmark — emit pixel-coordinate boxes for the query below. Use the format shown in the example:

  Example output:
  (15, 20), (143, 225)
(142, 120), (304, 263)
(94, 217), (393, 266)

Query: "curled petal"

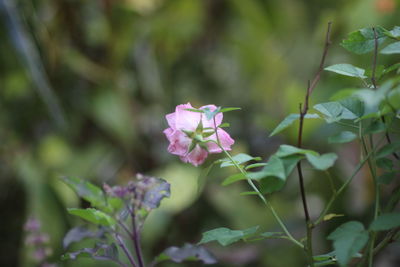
(180, 145), (208, 166)
(206, 128), (235, 153)
(164, 128), (191, 156)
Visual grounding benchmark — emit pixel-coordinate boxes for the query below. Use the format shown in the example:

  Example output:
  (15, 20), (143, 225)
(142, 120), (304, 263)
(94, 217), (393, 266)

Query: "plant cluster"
(60, 24), (400, 267)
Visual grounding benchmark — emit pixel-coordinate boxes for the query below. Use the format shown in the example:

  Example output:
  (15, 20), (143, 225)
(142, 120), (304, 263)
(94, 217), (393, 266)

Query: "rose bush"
(163, 103), (234, 166)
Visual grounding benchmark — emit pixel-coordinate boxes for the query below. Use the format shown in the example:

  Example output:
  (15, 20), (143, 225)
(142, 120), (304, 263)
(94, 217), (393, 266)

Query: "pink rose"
(164, 103), (234, 166)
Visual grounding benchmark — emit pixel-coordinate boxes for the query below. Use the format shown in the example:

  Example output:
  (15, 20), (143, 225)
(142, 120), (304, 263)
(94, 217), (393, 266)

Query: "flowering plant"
(59, 23), (400, 267)
(164, 103), (234, 166)
(162, 23), (400, 267)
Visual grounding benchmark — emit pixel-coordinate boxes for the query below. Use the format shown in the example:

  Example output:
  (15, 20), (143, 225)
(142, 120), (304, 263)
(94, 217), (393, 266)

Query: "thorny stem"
(295, 22), (332, 266)
(212, 117), (304, 249)
(115, 233), (138, 267)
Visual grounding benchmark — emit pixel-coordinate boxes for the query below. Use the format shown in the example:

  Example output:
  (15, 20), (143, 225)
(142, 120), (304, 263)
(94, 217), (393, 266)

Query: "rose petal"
(180, 145), (208, 166)
(164, 128), (191, 156)
(206, 128), (234, 153)
(175, 103), (202, 131)
(166, 112), (176, 129)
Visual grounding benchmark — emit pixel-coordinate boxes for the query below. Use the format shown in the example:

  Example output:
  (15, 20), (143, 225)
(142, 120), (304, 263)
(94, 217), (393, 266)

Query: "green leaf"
(107, 197), (123, 211)
(306, 153), (338, 171)
(275, 144), (318, 157)
(324, 64), (367, 78)
(220, 107), (241, 113)
(185, 108), (203, 113)
(353, 89), (385, 117)
(330, 89), (358, 101)
(381, 41), (400, 54)
(260, 232), (284, 238)
(220, 153), (261, 168)
(339, 97), (364, 118)
(314, 101), (359, 123)
(219, 122), (230, 128)
(383, 63), (400, 76)
(222, 173), (246, 186)
(67, 208), (116, 226)
(363, 120), (386, 135)
(199, 226), (259, 246)
(249, 155), (302, 194)
(328, 221), (369, 267)
(248, 156), (283, 180)
(375, 142), (400, 159)
(328, 131), (357, 144)
(384, 26), (400, 39)
(341, 27), (387, 54)
(269, 113), (319, 137)
(370, 213), (400, 231)
(62, 177), (108, 211)
(323, 213), (344, 221)
(377, 172), (396, 185)
(376, 158), (393, 171)
(388, 87), (400, 109)
(245, 163), (268, 170)
(313, 252), (337, 266)
(313, 252), (336, 261)
(273, 145), (337, 172)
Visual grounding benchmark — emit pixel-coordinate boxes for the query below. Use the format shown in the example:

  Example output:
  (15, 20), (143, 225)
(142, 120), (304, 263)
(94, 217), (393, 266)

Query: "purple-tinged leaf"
(142, 178), (170, 209)
(154, 243), (217, 265)
(62, 243), (119, 262)
(63, 226), (105, 249)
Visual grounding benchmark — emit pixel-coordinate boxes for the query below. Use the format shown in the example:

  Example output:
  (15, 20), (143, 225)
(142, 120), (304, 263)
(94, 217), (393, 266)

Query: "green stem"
(360, 135), (379, 267)
(221, 148), (303, 248)
(212, 117), (303, 248)
(314, 135), (386, 225)
(373, 228), (400, 255)
(324, 171), (336, 195)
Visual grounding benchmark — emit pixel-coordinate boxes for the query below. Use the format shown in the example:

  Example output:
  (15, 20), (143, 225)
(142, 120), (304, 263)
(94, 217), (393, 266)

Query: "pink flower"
(164, 103), (234, 166)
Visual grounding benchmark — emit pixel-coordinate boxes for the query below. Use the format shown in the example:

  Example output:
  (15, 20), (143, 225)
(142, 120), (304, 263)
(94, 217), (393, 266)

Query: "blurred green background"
(1, 0), (399, 266)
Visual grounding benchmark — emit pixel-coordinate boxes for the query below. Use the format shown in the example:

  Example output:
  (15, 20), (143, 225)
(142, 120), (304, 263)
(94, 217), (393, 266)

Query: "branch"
(114, 233), (138, 267)
(131, 214), (145, 267)
(296, 22), (332, 267)
(370, 27), (400, 160)
(297, 21), (332, 223)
